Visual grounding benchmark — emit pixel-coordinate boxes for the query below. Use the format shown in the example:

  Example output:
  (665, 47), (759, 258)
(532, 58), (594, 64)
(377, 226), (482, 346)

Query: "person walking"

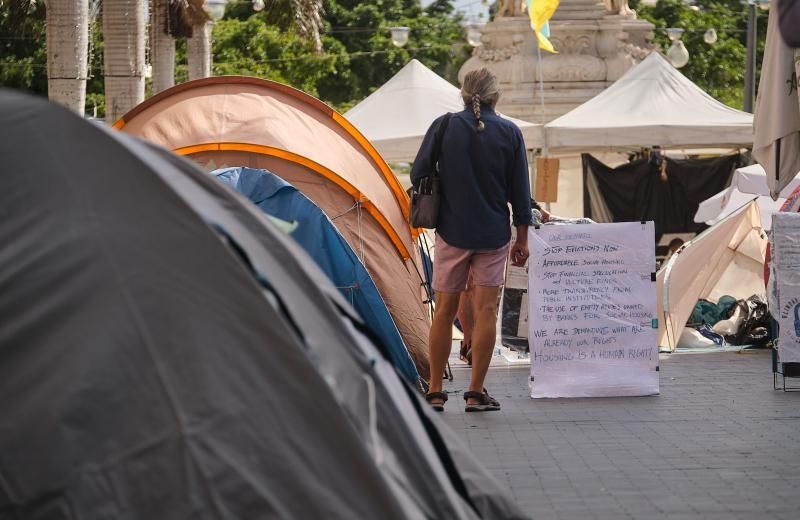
(411, 68), (546, 412)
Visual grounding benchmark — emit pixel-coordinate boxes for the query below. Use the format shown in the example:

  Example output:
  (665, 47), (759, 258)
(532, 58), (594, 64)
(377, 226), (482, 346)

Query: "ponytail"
(461, 67), (499, 133)
(472, 94), (485, 132)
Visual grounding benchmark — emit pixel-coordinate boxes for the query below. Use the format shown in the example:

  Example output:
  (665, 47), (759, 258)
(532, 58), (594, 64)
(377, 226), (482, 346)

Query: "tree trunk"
(103, 0), (146, 123)
(186, 22), (212, 81)
(150, 0), (175, 94)
(47, 0), (89, 114)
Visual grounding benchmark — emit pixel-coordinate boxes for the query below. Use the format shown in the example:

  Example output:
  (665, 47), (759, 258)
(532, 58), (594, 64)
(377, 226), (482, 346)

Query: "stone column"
(103, 0), (146, 123)
(187, 22), (212, 81)
(47, 0), (89, 115)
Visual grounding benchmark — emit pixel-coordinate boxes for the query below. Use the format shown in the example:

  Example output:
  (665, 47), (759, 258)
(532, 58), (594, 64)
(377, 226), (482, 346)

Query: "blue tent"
(215, 167), (420, 384)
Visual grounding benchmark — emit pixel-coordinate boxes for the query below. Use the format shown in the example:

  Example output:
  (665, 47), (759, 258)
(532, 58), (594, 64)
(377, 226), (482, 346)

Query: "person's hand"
(539, 208), (551, 222)
(510, 241), (529, 267)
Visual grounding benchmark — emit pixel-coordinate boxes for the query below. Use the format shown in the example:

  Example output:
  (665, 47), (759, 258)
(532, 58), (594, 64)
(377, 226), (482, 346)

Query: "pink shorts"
(433, 235), (510, 293)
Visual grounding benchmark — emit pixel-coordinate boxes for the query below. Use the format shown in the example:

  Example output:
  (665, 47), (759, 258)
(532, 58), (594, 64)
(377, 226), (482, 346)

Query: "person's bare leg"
(466, 285), (501, 405)
(427, 291), (461, 402)
(458, 284), (474, 360)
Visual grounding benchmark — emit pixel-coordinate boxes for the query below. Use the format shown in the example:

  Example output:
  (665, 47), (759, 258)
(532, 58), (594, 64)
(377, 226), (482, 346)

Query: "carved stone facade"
(458, 0), (654, 126)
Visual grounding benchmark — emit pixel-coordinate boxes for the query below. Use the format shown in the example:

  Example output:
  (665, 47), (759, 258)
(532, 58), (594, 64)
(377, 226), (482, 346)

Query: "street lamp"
(704, 28), (718, 44)
(666, 28), (689, 69)
(252, 0), (265, 12)
(390, 27), (410, 48)
(744, 0), (770, 113)
(465, 22), (484, 47)
(204, 0), (227, 22)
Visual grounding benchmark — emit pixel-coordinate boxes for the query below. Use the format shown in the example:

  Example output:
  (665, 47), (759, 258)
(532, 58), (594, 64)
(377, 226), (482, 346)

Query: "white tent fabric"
(545, 52), (754, 153)
(345, 59), (542, 162)
(694, 163), (800, 230)
(753, 7), (800, 200)
(657, 201), (768, 351)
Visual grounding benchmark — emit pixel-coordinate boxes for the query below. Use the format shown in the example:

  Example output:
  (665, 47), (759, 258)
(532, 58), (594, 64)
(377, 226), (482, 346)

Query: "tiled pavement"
(441, 350), (800, 520)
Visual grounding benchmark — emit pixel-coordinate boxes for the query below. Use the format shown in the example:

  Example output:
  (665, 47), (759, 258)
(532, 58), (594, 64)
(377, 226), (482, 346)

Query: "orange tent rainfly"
(116, 77), (431, 378)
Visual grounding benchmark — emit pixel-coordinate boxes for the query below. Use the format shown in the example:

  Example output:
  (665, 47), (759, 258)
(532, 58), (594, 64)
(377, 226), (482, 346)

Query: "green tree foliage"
(631, 0), (768, 110)
(0, 1), (47, 94)
(316, 0), (469, 108)
(212, 0), (470, 110)
(8, 0), (769, 115)
(1, 1), (105, 117)
(2, 0), (470, 114)
(206, 17), (348, 97)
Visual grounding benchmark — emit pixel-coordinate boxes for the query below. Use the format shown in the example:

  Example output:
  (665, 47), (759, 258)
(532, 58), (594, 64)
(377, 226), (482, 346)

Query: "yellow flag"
(527, 0), (560, 54)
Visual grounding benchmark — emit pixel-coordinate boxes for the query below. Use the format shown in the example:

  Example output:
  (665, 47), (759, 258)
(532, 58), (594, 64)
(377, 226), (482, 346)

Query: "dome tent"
(214, 166), (420, 385)
(115, 77), (432, 379)
(0, 89), (527, 519)
(657, 201), (768, 351)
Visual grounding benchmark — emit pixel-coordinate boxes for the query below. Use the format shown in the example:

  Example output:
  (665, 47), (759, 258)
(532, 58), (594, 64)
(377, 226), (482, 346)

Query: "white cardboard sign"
(528, 222), (659, 398)
(773, 213), (800, 363)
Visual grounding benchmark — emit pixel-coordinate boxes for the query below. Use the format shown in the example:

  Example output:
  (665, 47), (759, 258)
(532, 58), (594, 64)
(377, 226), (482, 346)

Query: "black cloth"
(411, 106), (533, 250)
(583, 153), (741, 239)
(778, 0), (800, 48)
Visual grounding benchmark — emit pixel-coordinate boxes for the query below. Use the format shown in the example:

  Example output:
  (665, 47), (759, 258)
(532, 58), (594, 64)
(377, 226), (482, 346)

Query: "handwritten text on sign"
(528, 222), (659, 398)
(773, 213), (800, 363)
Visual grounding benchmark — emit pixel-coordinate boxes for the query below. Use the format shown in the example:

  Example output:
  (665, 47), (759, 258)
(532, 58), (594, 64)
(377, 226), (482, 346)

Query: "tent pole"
(536, 43), (549, 157)
(535, 42), (553, 212)
(528, 148), (537, 199)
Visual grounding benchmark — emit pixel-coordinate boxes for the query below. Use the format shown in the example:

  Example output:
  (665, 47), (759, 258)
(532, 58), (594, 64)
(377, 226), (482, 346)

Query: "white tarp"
(345, 59), (542, 162)
(544, 52), (754, 153)
(528, 222), (659, 398)
(753, 7), (800, 200)
(694, 163), (800, 230)
(773, 213), (800, 363)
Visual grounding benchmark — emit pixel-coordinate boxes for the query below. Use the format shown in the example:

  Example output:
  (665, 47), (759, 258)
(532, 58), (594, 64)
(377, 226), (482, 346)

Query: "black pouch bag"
(410, 113), (452, 229)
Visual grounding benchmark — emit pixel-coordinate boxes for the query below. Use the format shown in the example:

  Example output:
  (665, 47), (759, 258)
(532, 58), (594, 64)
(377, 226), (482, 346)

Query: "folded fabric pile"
(679, 295), (772, 349)
(533, 209), (595, 226)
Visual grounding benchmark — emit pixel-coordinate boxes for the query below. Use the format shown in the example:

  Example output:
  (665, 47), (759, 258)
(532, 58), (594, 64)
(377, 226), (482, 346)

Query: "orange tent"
(116, 77), (431, 378)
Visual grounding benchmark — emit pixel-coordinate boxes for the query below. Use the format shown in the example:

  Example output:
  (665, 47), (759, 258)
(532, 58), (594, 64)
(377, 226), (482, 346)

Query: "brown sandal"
(425, 391), (448, 412)
(464, 389), (500, 412)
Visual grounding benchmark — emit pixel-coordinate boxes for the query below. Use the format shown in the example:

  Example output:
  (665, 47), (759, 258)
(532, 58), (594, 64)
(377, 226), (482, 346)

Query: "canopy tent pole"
(528, 148), (537, 199)
(535, 43), (553, 212)
(536, 44), (549, 157)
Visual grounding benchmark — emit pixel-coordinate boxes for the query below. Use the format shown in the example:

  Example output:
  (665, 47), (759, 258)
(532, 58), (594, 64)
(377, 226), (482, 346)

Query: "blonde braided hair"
(461, 67), (500, 133)
(472, 94), (485, 132)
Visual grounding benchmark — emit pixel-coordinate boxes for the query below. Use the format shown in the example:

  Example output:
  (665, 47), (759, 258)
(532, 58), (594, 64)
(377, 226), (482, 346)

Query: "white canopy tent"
(544, 52), (754, 153)
(345, 59), (543, 163)
(695, 163), (800, 231)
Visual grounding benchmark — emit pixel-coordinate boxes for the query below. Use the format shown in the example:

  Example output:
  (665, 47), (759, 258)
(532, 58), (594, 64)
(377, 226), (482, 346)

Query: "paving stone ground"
(441, 350), (800, 520)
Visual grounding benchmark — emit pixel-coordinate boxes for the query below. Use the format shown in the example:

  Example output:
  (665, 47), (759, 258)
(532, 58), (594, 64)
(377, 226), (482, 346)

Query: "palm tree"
(150, 0), (175, 93)
(186, 18), (211, 80)
(45, 0), (89, 114)
(103, 0), (146, 123)
(287, 0), (324, 53)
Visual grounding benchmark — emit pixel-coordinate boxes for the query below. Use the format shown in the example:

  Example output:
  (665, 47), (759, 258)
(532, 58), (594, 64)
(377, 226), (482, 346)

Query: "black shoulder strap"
(432, 113), (453, 175)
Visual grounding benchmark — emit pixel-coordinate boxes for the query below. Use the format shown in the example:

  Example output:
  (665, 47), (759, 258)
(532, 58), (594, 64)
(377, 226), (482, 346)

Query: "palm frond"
(287, 0), (324, 52)
(167, 0), (210, 39)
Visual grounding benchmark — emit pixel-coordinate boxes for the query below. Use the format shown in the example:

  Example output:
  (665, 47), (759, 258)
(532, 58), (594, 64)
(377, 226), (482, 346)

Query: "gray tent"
(0, 89), (526, 520)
